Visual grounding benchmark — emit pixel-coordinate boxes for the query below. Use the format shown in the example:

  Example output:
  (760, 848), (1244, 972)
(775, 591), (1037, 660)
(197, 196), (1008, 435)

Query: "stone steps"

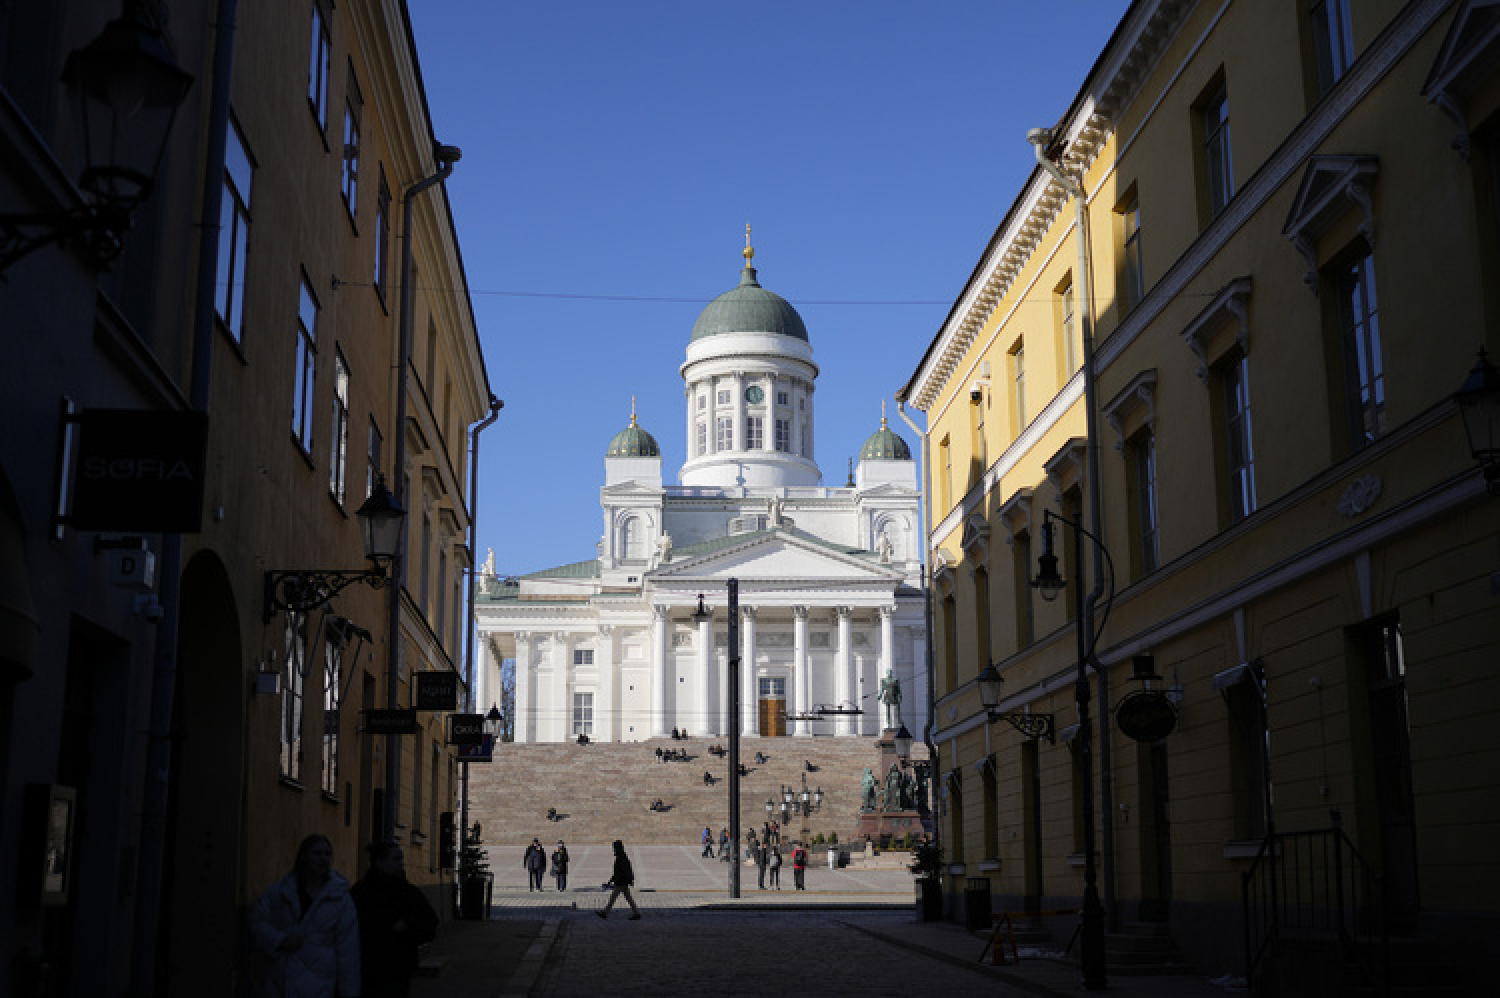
(467, 735), (928, 847)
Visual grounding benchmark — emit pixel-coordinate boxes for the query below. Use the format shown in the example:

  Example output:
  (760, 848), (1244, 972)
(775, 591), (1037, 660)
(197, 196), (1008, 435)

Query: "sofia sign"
(1114, 690), (1178, 742)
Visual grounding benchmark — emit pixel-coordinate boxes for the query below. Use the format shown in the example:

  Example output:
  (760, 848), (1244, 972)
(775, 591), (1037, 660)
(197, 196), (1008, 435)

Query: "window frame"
(292, 275), (319, 455)
(1199, 78), (1234, 219)
(307, 1), (331, 133)
(341, 66), (362, 221)
(1118, 190), (1145, 312)
(1331, 248), (1385, 450)
(216, 119), (254, 345)
(329, 349), (350, 504)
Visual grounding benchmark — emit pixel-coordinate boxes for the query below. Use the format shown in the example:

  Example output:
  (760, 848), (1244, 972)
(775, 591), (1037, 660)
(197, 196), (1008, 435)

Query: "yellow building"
(899, 1), (1498, 990)
(0, 2), (490, 993)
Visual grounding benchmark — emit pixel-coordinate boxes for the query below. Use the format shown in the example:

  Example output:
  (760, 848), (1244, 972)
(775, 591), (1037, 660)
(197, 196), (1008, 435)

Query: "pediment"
(649, 530), (900, 584)
(601, 481), (664, 499)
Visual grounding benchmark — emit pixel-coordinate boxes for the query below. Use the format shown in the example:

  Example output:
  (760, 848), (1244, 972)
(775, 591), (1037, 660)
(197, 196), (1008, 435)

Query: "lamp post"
(262, 475), (406, 620)
(975, 665), (1057, 743)
(0, 3), (193, 274)
(1455, 348), (1500, 496)
(1033, 507), (1114, 990)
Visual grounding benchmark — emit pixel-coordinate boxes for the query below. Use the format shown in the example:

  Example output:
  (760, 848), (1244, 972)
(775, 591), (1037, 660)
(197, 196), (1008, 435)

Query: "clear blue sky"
(406, 1), (1126, 575)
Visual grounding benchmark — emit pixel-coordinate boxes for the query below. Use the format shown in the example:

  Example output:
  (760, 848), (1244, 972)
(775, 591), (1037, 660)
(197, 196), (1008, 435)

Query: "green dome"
(606, 411), (660, 457)
(859, 417), (911, 461)
(691, 265), (809, 342)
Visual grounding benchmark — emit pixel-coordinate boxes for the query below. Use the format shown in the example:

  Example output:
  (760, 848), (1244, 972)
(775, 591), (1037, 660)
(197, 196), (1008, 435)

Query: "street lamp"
(1455, 348), (1500, 496)
(263, 475), (406, 621)
(975, 664), (1057, 743)
(1033, 506), (1114, 990)
(0, 4), (193, 275)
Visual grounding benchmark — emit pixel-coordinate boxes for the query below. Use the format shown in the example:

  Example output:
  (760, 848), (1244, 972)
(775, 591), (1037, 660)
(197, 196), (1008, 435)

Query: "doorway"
(757, 676), (786, 737)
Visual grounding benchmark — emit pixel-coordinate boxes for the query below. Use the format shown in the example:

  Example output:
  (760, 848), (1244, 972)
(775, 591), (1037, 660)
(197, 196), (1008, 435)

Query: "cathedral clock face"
(745, 385), (764, 404)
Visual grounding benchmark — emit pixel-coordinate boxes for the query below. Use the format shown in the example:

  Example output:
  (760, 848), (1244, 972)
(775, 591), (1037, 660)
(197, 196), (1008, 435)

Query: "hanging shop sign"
(67, 409), (209, 532)
(1115, 690), (1178, 742)
(415, 671), (458, 710)
(447, 713), (485, 746)
(363, 708), (418, 735)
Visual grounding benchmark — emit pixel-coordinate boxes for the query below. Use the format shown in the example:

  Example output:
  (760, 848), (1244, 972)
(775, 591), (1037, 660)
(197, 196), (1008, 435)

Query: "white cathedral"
(473, 238), (928, 743)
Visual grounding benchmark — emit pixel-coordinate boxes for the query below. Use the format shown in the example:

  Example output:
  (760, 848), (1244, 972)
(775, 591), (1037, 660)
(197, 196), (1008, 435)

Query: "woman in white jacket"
(250, 834), (361, 997)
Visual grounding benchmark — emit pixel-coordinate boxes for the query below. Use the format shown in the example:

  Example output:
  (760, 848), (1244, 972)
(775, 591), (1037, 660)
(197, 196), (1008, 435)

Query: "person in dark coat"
(792, 842), (808, 890)
(350, 841), (438, 998)
(754, 841), (768, 889)
(550, 840), (570, 891)
(595, 839), (641, 919)
(523, 838), (546, 891)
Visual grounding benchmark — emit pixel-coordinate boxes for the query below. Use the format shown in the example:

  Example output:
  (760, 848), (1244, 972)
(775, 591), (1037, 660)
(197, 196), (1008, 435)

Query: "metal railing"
(1241, 811), (1389, 996)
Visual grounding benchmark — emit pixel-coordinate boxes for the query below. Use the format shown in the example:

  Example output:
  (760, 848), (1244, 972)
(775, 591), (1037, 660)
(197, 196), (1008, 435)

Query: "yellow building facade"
(900, 1), (1498, 988)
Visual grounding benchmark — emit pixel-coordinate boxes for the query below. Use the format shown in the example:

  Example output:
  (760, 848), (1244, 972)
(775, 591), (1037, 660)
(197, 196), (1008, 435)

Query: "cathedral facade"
(474, 242), (928, 743)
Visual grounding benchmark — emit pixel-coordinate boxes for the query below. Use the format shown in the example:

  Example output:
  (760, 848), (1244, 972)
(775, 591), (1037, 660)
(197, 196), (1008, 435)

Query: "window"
(746, 415), (763, 450)
(374, 168), (390, 300)
(940, 592), (958, 690)
(981, 759), (999, 859)
(1309, 0), (1353, 97)
(1119, 190), (1144, 312)
(329, 350), (350, 503)
(1200, 80), (1234, 219)
(1057, 277), (1077, 377)
(293, 277), (318, 454)
(774, 418), (790, 452)
(321, 634), (343, 796)
(307, 2), (330, 130)
(436, 547), (448, 644)
(216, 120), (253, 344)
(973, 564), (991, 667)
(1332, 250), (1384, 448)
(716, 415), (733, 451)
(280, 614), (307, 782)
(1219, 351), (1256, 522)
(948, 774), (965, 861)
(1011, 530), (1033, 648)
(572, 692), (594, 737)
(697, 394), (706, 411)
(419, 513), (432, 610)
(717, 388), (730, 406)
(1010, 339), (1027, 432)
(1128, 430), (1160, 576)
(366, 419), (382, 499)
(573, 649), (594, 666)
(939, 435), (952, 511)
(777, 390), (789, 406)
(1219, 664), (1269, 840)
(696, 421), (707, 456)
(341, 67), (362, 219)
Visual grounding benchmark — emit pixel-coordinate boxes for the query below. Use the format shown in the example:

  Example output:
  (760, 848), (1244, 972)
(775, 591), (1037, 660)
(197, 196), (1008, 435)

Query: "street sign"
(363, 708), (418, 735)
(415, 671), (459, 710)
(68, 409), (209, 532)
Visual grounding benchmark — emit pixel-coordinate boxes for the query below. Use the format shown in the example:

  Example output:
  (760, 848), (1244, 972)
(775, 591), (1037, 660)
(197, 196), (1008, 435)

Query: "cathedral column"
(552, 632), (569, 742)
(473, 633), (493, 717)
(879, 607), (895, 729)
(732, 374), (745, 451)
(652, 605), (670, 737)
(597, 624), (615, 742)
(696, 608), (713, 738)
(793, 606), (810, 736)
(834, 606), (852, 736)
(514, 632), (532, 743)
(741, 607), (758, 736)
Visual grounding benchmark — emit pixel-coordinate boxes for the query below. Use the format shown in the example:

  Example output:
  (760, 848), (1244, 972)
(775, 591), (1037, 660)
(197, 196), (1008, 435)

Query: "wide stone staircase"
(467, 735), (927, 847)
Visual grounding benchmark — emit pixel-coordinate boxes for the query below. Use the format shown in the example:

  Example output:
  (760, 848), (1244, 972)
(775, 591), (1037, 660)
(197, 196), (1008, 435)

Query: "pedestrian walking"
(754, 841), (768, 889)
(792, 842), (808, 890)
(550, 840), (570, 891)
(769, 847), (782, 889)
(718, 827), (728, 859)
(351, 841), (438, 998)
(596, 839), (641, 919)
(701, 826), (713, 857)
(524, 838), (547, 891)
(249, 833), (360, 997)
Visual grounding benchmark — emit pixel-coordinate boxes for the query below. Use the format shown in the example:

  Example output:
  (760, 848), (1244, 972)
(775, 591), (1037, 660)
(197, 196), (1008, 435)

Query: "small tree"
(908, 838), (943, 879)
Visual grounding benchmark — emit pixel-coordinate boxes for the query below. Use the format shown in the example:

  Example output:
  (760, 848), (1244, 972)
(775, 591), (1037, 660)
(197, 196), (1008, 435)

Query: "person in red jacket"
(792, 842), (808, 890)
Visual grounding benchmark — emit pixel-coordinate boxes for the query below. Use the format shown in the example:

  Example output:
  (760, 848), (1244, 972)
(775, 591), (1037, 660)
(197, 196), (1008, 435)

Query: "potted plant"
(457, 821), (492, 920)
(909, 838), (944, 921)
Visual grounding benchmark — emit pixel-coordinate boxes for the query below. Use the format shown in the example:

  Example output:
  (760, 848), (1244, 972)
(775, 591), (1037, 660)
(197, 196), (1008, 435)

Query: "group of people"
(655, 746), (691, 763)
(523, 838), (570, 891)
(668, 727), (690, 739)
(250, 835), (438, 998)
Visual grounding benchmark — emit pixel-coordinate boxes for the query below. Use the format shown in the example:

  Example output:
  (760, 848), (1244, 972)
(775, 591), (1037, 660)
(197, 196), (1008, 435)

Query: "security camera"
(1026, 127), (1053, 148)
(969, 380), (988, 403)
(435, 144), (463, 164)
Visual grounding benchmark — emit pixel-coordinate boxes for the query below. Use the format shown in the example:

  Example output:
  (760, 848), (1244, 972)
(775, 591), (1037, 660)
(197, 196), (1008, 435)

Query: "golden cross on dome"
(630, 395), (638, 426)
(743, 223), (754, 264)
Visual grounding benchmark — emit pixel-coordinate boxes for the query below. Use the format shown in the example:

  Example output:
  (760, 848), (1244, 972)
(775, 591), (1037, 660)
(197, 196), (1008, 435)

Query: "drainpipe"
(384, 144), (460, 842)
(458, 393), (502, 850)
(896, 400), (939, 847)
(1029, 127), (1117, 930)
(128, 3), (237, 993)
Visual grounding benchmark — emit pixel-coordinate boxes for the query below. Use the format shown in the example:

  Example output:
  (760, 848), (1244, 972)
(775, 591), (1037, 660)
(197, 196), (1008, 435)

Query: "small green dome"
(606, 405), (660, 457)
(691, 265), (809, 342)
(859, 417), (911, 461)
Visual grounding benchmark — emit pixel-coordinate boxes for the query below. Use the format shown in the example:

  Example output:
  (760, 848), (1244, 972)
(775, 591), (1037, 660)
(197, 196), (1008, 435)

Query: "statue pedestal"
(857, 728), (930, 848)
